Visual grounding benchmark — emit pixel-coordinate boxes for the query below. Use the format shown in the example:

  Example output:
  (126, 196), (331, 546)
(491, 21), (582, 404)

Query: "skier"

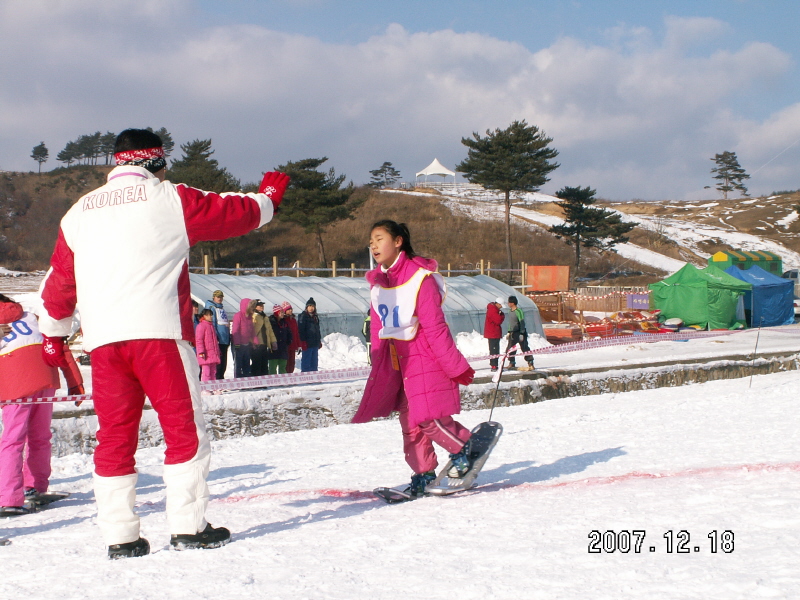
(0, 294), (83, 516)
(353, 220), (475, 497)
(37, 128), (289, 558)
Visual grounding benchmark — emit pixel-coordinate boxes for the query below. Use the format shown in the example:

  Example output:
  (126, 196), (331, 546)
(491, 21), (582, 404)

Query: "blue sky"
(2, 0), (799, 199)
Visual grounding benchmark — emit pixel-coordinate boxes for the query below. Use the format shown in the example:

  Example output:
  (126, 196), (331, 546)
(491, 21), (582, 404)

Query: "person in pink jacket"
(195, 309), (220, 382)
(0, 294), (83, 516)
(353, 220), (475, 497)
(231, 298), (256, 378)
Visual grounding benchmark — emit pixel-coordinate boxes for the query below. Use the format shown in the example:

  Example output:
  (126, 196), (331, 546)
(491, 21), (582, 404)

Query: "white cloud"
(0, 4), (796, 199)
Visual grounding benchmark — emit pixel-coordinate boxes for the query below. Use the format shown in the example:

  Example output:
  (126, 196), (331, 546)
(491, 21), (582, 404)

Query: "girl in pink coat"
(353, 220), (475, 497)
(195, 309), (220, 382)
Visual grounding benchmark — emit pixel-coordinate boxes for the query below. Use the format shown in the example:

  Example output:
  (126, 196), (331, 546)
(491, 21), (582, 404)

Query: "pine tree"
(146, 127), (175, 157)
(457, 120), (559, 268)
(31, 142), (48, 174)
(548, 186), (636, 277)
(168, 139), (240, 192)
(711, 151), (750, 199)
(99, 131), (116, 165)
(169, 139), (241, 266)
(56, 141), (79, 167)
(368, 162), (401, 188)
(276, 157), (362, 267)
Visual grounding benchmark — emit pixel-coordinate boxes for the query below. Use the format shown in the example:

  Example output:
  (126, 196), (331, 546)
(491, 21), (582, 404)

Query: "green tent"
(648, 263), (752, 330)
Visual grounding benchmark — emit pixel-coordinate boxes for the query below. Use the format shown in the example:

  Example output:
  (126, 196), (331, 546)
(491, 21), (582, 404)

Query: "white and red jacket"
(0, 302), (59, 400)
(38, 165), (275, 351)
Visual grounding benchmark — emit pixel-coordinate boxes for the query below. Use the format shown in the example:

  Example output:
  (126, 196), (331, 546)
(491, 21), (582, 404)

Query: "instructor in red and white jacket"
(38, 128), (289, 559)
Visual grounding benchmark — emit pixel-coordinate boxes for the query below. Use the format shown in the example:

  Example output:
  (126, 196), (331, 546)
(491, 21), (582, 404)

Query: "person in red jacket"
(281, 301), (301, 373)
(37, 128), (289, 559)
(0, 294), (83, 517)
(484, 297), (505, 372)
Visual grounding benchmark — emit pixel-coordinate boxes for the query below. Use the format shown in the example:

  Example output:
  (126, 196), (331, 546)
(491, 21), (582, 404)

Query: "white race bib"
(371, 269), (445, 341)
(0, 312), (43, 355)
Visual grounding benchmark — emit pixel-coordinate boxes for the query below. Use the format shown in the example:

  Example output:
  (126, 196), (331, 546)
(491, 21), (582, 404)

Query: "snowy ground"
(2, 368), (799, 599)
(3, 286), (800, 597)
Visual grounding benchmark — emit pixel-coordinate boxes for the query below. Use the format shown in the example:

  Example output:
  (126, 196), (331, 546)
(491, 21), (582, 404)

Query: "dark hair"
(0, 294), (13, 303)
(114, 129), (163, 154)
(200, 308), (214, 318)
(371, 220), (415, 258)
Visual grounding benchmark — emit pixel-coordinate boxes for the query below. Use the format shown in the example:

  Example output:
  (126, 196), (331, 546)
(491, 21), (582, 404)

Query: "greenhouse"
(190, 274), (544, 340)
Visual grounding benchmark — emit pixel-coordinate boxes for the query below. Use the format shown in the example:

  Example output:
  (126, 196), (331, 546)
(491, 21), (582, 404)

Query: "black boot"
(170, 523), (231, 550)
(108, 537), (150, 559)
(0, 506), (33, 518)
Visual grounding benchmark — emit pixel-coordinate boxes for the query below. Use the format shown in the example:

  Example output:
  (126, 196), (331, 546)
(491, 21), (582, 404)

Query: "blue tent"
(723, 265), (794, 327)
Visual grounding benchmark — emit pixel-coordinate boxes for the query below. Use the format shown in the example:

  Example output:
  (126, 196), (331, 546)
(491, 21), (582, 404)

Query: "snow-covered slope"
(2, 368), (799, 598)
(436, 187), (800, 274)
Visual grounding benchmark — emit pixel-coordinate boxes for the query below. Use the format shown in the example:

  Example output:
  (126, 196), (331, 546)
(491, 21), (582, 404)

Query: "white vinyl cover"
(190, 274), (544, 340)
(415, 158), (456, 178)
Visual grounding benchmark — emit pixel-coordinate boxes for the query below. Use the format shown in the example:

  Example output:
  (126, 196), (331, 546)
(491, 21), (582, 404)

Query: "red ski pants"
(91, 339), (200, 477)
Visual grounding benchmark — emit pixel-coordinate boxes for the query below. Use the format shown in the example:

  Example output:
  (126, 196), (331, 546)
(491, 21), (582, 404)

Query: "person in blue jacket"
(205, 290), (231, 379)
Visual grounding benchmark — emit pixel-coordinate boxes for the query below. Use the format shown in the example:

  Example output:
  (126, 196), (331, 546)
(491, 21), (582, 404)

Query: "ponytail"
(371, 219), (416, 258)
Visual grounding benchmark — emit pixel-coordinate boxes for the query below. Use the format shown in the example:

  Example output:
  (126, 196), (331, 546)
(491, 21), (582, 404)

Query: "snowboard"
(426, 421), (503, 496)
(26, 491), (70, 508)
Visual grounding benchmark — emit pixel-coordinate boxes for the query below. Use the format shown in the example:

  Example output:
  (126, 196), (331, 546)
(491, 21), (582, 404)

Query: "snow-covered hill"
(434, 187), (800, 274)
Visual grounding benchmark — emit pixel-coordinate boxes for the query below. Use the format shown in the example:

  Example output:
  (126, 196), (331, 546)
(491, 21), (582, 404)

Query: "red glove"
(258, 171), (290, 213)
(41, 335), (70, 369)
(68, 384), (85, 396)
(453, 367), (475, 386)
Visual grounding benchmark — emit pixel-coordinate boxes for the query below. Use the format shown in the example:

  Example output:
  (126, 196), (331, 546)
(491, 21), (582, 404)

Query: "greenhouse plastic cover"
(190, 274), (544, 340)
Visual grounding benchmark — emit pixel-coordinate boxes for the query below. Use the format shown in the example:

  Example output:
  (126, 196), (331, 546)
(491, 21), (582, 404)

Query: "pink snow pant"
(0, 388), (56, 507)
(398, 395), (471, 474)
(200, 364), (217, 382)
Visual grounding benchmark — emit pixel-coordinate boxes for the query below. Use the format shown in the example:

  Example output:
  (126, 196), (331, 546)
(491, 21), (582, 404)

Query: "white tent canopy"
(190, 274), (544, 340)
(416, 158), (456, 182)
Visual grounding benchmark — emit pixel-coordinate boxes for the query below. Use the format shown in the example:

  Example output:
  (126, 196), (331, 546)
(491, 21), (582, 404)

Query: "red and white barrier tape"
(0, 328), (765, 405)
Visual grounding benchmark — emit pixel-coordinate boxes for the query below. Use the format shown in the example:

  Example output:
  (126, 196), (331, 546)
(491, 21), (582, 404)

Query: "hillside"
(4, 166), (798, 285)
(0, 168), (657, 284)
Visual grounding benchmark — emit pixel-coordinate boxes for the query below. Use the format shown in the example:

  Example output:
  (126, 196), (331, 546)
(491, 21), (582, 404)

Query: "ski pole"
(748, 317), (763, 389)
(489, 344), (518, 422)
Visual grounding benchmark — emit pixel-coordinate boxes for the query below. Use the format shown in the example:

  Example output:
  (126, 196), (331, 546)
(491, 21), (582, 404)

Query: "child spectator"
(281, 301), (300, 373)
(195, 309), (220, 383)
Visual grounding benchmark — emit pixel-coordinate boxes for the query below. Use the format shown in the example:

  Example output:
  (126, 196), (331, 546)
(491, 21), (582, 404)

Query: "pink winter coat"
(195, 319), (220, 366)
(353, 252), (470, 429)
(231, 298), (255, 346)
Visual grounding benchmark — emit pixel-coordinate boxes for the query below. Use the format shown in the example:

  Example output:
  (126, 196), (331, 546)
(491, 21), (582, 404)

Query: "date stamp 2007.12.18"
(588, 530), (734, 554)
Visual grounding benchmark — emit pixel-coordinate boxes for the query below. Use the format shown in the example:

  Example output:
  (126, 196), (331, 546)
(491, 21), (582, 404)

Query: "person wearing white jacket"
(38, 129), (289, 559)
